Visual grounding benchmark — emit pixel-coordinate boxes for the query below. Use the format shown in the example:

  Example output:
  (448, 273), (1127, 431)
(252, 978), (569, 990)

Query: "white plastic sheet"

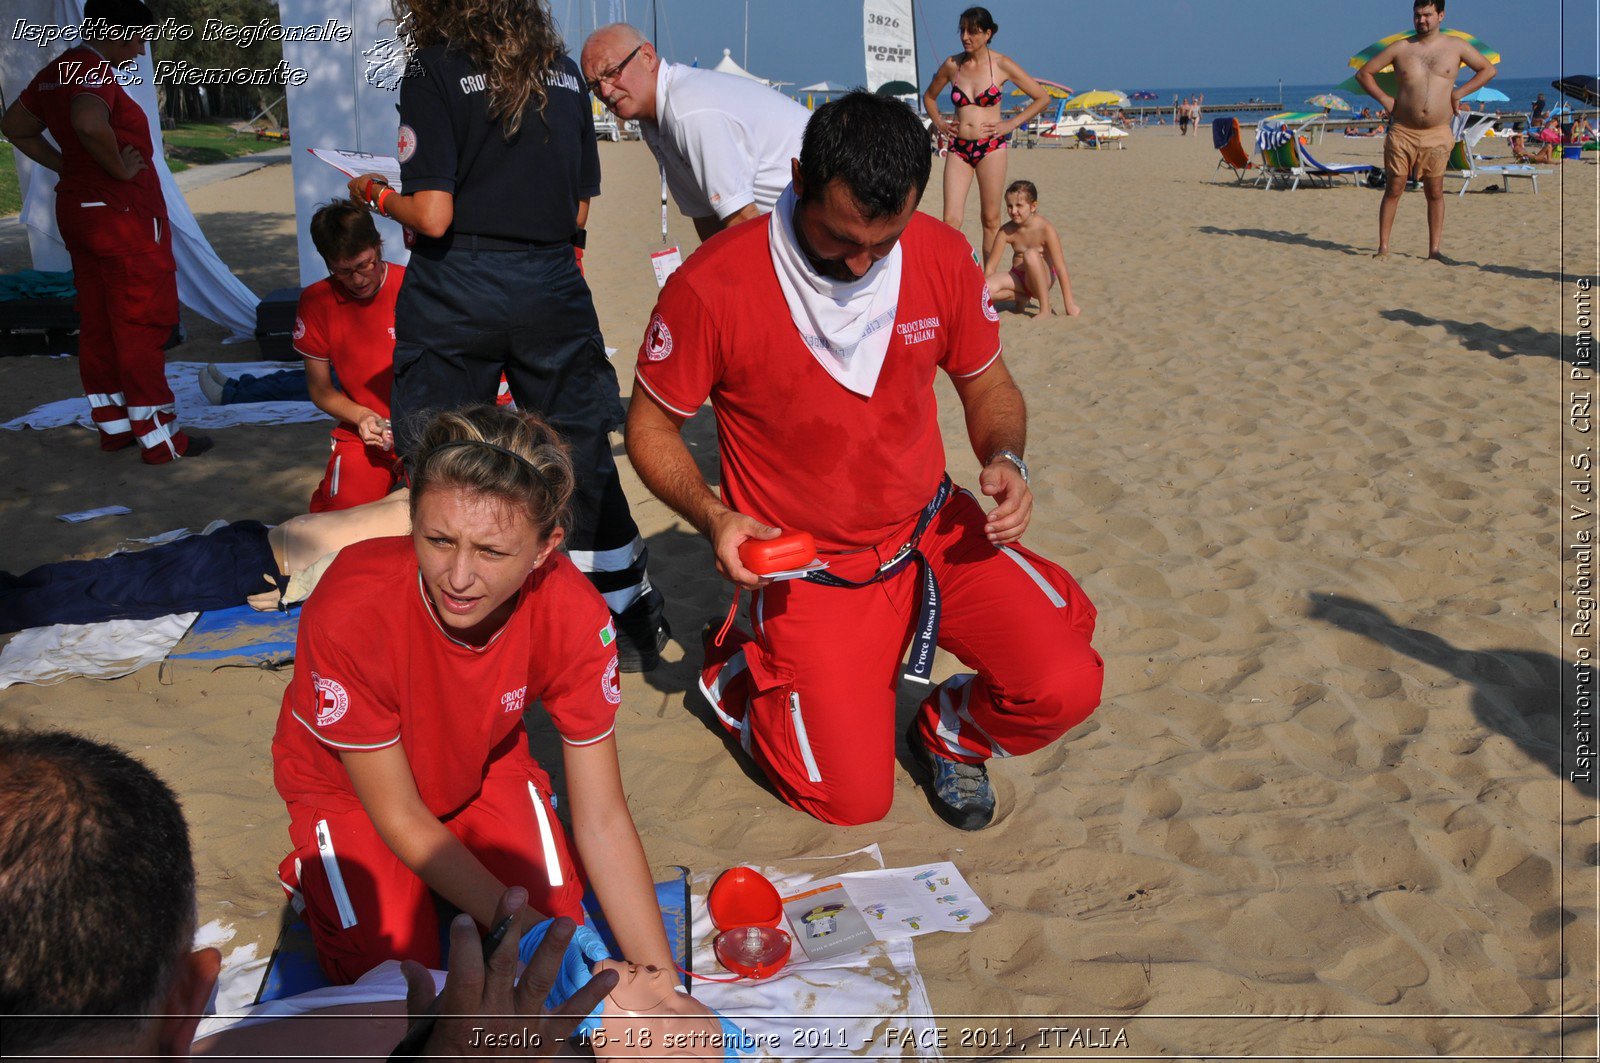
(0, 613), (196, 689)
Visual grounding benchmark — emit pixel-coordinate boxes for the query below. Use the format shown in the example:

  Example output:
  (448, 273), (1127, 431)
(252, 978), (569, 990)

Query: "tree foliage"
(151, 0), (286, 124)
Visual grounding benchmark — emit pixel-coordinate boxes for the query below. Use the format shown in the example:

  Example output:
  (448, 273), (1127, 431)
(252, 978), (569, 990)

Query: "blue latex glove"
(518, 920), (751, 1061)
(715, 1008), (755, 1059)
(517, 918), (613, 1013)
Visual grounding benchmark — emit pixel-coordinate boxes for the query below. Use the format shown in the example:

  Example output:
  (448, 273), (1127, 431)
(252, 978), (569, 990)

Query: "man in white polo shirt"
(581, 23), (810, 242)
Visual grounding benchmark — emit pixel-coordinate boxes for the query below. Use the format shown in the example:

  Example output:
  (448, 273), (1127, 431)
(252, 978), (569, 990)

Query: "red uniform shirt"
(273, 537), (622, 818)
(634, 212), (1002, 550)
(18, 46), (165, 217)
(294, 264), (404, 427)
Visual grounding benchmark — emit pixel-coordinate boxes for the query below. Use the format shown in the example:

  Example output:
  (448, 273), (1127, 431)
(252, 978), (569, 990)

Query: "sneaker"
(612, 586), (671, 673)
(905, 720), (996, 831)
(141, 434), (213, 465)
(198, 364), (228, 405)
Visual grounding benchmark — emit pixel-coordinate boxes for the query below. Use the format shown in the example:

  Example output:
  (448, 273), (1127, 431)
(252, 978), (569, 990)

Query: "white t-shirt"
(640, 62), (810, 221)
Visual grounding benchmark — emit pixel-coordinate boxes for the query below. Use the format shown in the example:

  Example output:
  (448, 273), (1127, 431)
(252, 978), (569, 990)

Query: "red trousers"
(278, 746), (587, 983)
(56, 195), (191, 462)
(308, 428), (403, 512)
(701, 488), (1104, 825)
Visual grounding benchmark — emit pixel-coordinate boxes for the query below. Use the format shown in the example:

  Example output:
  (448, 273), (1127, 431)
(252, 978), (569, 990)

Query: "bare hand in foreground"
(709, 508), (781, 590)
(979, 460), (1032, 545)
(119, 144), (146, 180)
(400, 889), (618, 1059)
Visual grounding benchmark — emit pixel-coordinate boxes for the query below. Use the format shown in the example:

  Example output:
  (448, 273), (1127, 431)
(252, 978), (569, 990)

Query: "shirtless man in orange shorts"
(1356, 0), (1495, 260)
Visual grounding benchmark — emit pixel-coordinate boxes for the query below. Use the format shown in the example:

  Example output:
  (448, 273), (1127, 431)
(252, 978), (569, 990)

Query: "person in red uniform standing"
(295, 200), (404, 511)
(627, 92), (1104, 831)
(272, 404), (673, 983)
(0, 0), (207, 464)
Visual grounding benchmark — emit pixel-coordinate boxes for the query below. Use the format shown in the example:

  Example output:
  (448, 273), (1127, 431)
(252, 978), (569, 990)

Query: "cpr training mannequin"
(591, 960), (724, 1060)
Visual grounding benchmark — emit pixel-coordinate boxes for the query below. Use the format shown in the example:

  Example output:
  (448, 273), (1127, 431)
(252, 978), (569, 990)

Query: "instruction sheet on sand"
(691, 845), (942, 1061)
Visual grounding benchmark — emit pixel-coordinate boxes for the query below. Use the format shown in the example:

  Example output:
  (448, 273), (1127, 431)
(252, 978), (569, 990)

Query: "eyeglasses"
(328, 253), (381, 280)
(586, 44), (643, 95)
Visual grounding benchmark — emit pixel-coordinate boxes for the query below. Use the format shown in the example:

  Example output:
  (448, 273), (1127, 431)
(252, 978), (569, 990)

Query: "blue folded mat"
(164, 603), (299, 672)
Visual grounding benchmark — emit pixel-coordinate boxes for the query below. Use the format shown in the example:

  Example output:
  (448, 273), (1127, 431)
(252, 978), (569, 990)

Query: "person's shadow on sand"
(1195, 226), (1570, 283)
(1307, 592), (1591, 793)
(1378, 308), (1566, 363)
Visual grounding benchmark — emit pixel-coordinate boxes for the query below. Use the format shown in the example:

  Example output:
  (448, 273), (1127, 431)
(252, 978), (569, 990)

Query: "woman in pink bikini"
(921, 6), (1050, 259)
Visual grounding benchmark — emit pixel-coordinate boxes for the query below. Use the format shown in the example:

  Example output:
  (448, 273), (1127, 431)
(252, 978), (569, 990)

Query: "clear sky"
(554, 0), (1595, 93)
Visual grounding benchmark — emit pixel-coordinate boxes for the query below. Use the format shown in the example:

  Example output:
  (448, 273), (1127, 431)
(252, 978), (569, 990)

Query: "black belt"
(805, 475), (952, 686)
(415, 231), (577, 253)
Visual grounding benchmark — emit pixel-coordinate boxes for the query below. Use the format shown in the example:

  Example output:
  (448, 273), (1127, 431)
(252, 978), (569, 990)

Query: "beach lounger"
(1296, 141), (1378, 185)
(592, 99), (621, 142)
(1255, 124), (1307, 190)
(1213, 117), (1254, 182)
(1442, 115), (1550, 195)
(1443, 145), (1550, 195)
(1076, 127), (1108, 150)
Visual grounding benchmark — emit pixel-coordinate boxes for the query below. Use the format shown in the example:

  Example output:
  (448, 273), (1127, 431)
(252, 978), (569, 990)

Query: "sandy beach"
(0, 125), (1593, 1057)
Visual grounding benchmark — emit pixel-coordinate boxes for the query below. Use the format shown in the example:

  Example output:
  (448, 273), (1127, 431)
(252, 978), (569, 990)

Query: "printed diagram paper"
(839, 861), (991, 938)
(309, 149), (402, 190)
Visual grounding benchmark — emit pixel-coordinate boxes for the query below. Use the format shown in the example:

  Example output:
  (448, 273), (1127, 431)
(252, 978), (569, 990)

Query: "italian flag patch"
(599, 622), (615, 648)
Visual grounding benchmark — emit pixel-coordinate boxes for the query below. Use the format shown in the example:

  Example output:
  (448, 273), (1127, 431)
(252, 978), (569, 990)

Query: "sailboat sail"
(864, 0), (916, 92)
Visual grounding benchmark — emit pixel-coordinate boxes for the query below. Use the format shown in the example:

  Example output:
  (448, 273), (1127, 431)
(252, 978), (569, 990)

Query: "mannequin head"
(590, 960), (722, 1061)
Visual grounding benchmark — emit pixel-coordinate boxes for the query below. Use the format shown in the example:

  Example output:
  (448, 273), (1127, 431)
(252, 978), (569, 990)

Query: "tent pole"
(911, 0), (922, 90)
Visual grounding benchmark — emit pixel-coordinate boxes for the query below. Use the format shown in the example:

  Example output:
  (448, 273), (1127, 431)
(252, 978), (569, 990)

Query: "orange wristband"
(376, 186), (395, 216)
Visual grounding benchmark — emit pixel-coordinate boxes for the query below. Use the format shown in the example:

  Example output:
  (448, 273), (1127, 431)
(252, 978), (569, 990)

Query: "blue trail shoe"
(905, 721), (996, 831)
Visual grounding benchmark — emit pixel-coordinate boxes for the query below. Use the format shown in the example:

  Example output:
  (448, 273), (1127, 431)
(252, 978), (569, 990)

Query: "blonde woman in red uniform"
(272, 405), (673, 982)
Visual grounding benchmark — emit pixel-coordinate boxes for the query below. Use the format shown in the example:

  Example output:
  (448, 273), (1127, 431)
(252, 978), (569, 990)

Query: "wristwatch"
(987, 449), (1029, 486)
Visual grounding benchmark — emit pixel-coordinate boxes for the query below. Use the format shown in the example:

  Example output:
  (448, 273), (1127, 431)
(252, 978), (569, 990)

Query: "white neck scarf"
(768, 185), (902, 398)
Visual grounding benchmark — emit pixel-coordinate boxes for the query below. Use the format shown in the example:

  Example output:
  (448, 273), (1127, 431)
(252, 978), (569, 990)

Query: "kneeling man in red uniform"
(627, 91), (1104, 830)
(2, 0), (207, 463)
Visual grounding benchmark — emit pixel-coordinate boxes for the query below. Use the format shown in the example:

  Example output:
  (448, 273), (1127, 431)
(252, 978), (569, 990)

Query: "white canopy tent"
(1, 0), (261, 337)
(277, 0), (409, 287)
(711, 49), (774, 86)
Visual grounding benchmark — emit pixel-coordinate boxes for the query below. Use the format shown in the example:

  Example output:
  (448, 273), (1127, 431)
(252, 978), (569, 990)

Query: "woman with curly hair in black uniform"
(347, 0), (671, 672)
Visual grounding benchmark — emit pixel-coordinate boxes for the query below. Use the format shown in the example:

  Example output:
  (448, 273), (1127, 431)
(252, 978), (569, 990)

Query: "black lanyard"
(805, 475), (953, 686)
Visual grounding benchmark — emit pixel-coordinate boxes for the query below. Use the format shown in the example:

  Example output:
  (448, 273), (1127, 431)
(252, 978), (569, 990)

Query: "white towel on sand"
(2, 361), (327, 431)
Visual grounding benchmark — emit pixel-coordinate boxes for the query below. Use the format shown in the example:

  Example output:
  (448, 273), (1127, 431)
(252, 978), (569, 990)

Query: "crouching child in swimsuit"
(982, 180), (1079, 317)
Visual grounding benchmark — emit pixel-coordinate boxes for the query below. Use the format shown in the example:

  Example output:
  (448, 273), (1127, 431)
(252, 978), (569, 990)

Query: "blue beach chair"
(1296, 141), (1378, 185)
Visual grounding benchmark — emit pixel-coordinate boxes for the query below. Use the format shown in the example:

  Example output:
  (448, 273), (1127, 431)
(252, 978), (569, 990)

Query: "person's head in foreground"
(390, 0), (565, 135)
(82, 0), (156, 65)
(1412, 0), (1443, 35)
(408, 405), (575, 645)
(1004, 179), (1039, 225)
(310, 199), (386, 301)
(580, 23), (658, 122)
(790, 90), (931, 282)
(0, 728), (220, 1060)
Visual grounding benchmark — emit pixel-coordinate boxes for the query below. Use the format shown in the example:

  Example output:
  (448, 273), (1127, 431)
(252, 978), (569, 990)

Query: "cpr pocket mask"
(708, 866), (791, 980)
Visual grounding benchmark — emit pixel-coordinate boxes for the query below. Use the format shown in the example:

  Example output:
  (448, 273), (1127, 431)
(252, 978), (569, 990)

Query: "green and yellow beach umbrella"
(1348, 28), (1500, 70)
(1340, 30), (1499, 98)
(1307, 93), (1351, 111)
